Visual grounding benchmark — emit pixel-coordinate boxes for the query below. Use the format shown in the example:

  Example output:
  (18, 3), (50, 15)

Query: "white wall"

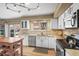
(23, 35), (28, 46)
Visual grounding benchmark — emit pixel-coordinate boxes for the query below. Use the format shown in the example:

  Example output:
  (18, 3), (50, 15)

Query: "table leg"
(9, 44), (14, 56)
(21, 40), (23, 56)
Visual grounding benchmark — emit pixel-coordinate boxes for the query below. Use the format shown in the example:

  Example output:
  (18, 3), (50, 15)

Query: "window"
(0, 25), (5, 36)
(21, 20), (29, 29)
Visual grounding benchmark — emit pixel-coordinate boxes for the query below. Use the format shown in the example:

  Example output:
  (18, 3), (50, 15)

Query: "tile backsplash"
(64, 28), (79, 35)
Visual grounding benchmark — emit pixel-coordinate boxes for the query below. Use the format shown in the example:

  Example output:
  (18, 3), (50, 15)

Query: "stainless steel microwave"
(64, 9), (79, 28)
(72, 9), (79, 27)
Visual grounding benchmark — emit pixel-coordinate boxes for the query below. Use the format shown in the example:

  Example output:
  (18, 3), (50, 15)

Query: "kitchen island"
(0, 37), (23, 56)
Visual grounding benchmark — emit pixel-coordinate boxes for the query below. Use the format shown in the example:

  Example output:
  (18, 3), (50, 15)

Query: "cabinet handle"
(71, 17), (75, 26)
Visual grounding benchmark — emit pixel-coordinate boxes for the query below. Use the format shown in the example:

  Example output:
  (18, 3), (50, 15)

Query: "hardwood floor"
(23, 46), (56, 56)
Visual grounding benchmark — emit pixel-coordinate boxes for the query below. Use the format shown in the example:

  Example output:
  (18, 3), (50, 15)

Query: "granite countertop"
(65, 48), (79, 56)
(53, 35), (64, 40)
(28, 34), (64, 40)
(0, 37), (23, 43)
(64, 34), (79, 40)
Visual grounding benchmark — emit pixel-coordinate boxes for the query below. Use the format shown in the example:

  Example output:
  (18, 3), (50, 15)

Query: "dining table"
(0, 37), (23, 56)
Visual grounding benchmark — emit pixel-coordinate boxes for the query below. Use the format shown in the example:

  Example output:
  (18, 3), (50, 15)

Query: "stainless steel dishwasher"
(28, 36), (36, 47)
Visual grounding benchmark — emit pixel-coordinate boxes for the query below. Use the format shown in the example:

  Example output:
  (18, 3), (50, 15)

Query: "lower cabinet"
(36, 36), (56, 49)
(49, 37), (56, 49)
(42, 37), (49, 48)
(36, 36), (42, 47)
(23, 35), (56, 49)
(36, 36), (47, 48)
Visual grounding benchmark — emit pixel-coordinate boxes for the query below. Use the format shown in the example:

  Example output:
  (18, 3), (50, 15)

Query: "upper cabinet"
(40, 21), (47, 30)
(64, 6), (73, 28)
(51, 19), (58, 29)
(21, 20), (30, 29)
(31, 20), (48, 31)
(58, 3), (79, 29)
(58, 13), (65, 29)
(72, 3), (79, 13)
(64, 5), (73, 19)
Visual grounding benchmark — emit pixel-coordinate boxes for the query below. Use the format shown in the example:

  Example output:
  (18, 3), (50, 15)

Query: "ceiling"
(0, 3), (58, 19)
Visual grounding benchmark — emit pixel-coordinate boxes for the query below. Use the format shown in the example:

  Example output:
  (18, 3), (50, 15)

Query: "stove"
(65, 35), (79, 49)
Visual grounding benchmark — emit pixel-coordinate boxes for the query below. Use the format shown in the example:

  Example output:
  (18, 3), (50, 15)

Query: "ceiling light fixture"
(5, 3), (40, 13)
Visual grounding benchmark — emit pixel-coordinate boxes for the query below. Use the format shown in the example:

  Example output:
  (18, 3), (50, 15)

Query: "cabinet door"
(23, 35), (28, 46)
(36, 36), (42, 47)
(72, 3), (79, 13)
(65, 7), (72, 18)
(58, 13), (64, 29)
(49, 37), (56, 50)
(64, 19), (72, 28)
(42, 37), (49, 48)
(52, 19), (58, 29)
